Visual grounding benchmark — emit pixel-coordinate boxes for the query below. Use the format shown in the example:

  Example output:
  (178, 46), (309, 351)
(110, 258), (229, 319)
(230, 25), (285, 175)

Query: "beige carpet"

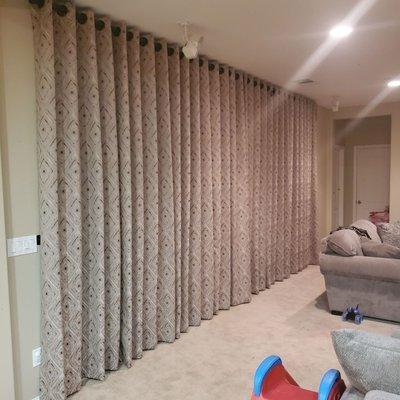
(71, 265), (397, 400)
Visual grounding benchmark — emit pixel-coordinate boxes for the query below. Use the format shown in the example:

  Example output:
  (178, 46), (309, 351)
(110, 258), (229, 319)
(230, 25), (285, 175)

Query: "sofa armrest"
(365, 391), (400, 400)
(319, 254), (400, 283)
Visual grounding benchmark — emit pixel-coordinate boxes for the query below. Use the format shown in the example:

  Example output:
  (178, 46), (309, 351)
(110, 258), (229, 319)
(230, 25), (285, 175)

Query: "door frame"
(352, 144), (391, 221)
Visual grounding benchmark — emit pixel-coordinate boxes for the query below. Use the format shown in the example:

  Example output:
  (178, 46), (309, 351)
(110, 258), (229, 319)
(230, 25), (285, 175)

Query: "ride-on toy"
(342, 305), (363, 324)
(250, 356), (346, 400)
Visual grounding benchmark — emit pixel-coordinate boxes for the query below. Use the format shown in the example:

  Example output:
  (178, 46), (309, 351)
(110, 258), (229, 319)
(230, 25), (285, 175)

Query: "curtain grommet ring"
(95, 19), (105, 31)
(127, 31), (134, 41)
(76, 12), (87, 25)
(167, 47), (174, 56)
(54, 4), (68, 17)
(199, 58), (204, 67)
(155, 42), (162, 52)
(219, 67), (224, 75)
(235, 72), (239, 80)
(179, 50), (184, 60)
(140, 36), (148, 47)
(112, 26), (121, 37)
(208, 63), (215, 71)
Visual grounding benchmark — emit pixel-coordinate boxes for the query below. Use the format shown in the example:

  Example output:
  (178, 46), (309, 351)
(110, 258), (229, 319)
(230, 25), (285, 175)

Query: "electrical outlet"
(32, 347), (41, 367)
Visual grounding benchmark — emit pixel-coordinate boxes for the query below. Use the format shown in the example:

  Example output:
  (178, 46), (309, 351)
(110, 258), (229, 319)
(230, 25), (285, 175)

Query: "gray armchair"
(335, 329), (400, 400)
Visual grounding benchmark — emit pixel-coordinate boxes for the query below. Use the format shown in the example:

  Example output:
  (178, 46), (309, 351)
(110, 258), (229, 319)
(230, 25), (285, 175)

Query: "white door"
(332, 146), (344, 227)
(353, 145), (390, 221)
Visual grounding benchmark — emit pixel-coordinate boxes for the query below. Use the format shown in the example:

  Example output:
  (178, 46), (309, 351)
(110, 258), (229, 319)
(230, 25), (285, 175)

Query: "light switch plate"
(7, 235), (38, 257)
(32, 347), (41, 368)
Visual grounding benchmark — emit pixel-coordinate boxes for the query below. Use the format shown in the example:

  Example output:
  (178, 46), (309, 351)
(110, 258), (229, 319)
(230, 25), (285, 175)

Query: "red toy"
(250, 356), (346, 400)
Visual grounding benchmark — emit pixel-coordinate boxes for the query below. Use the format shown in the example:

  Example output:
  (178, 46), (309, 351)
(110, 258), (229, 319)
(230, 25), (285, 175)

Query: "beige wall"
(316, 106), (333, 239)
(334, 102), (400, 223)
(0, 5), (41, 400)
(0, 11), (15, 397)
(334, 116), (391, 225)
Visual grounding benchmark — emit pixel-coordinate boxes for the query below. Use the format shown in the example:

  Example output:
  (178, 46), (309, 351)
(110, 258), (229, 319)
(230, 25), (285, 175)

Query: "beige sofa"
(319, 220), (400, 322)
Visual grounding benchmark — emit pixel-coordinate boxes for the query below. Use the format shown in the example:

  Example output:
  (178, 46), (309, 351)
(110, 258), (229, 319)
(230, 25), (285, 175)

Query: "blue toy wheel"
(355, 314), (363, 324)
(253, 356), (282, 397)
(318, 369), (341, 400)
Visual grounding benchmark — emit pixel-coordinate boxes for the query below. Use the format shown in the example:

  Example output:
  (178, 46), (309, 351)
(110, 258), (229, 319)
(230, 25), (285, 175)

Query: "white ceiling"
(64, 1), (400, 107)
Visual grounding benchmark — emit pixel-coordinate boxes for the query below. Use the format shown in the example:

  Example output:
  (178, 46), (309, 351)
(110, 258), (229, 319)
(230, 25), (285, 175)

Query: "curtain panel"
(31, 1), (318, 398)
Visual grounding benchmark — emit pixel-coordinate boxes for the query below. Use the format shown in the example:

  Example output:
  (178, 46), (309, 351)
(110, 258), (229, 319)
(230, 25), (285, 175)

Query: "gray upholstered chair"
(333, 329), (400, 400)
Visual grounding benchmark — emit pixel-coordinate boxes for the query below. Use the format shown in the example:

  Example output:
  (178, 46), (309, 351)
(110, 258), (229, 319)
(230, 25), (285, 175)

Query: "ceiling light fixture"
(387, 80), (400, 88)
(329, 25), (353, 38)
(180, 22), (203, 60)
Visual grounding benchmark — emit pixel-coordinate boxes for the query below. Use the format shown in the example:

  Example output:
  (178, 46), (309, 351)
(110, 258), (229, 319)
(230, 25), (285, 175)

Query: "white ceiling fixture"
(180, 22), (202, 60)
(331, 97), (340, 112)
(387, 80), (400, 88)
(329, 25), (353, 38)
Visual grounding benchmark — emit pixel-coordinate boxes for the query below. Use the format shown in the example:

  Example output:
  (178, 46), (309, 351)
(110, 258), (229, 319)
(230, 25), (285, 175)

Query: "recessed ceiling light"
(387, 80), (400, 88)
(329, 25), (353, 38)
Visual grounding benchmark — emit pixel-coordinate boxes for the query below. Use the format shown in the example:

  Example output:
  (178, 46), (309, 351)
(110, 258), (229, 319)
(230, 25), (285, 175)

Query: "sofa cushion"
(377, 222), (400, 248)
(331, 329), (400, 395)
(365, 391), (400, 400)
(352, 220), (381, 243)
(327, 229), (363, 256)
(361, 241), (400, 259)
(341, 387), (365, 400)
(392, 330), (400, 340)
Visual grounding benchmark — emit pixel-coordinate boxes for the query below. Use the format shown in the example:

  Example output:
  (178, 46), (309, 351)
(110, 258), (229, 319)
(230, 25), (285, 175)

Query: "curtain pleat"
(199, 58), (214, 320)
(179, 53), (191, 333)
(209, 61), (222, 315)
(219, 66), (232, 310)
(112, 22), (132, 366)
(31, 2), (319, 398)
(154, 39), (175, 343)
(127, 28), (145, 360)
(139, 33), (158, 351)
(167, 44), (182, 339)
(188, 58), (202, 326)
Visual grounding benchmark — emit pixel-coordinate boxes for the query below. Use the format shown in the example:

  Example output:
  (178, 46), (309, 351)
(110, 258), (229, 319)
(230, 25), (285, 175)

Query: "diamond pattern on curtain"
(31, 1), (318, 399)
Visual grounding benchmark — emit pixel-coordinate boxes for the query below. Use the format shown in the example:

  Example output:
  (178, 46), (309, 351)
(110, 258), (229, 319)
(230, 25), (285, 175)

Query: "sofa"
(319, 219), (400, 322)
(333, 328), (400, 400)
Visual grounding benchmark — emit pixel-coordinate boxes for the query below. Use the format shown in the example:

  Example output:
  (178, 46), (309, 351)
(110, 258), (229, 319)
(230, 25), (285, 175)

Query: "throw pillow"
(331, 329), (400, 395)
(361, 241), (400, 259)
(377, 222), (400, 248)
(327, 229), (363, 256)
(351, 219), (382, 243)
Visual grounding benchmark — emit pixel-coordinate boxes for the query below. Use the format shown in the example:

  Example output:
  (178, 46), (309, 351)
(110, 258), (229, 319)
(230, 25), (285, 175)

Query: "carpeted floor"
(71, 265), (398, 400)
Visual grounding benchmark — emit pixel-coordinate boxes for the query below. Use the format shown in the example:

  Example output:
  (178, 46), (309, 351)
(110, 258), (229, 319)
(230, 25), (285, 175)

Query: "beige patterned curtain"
(31, 1), (318, 398)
